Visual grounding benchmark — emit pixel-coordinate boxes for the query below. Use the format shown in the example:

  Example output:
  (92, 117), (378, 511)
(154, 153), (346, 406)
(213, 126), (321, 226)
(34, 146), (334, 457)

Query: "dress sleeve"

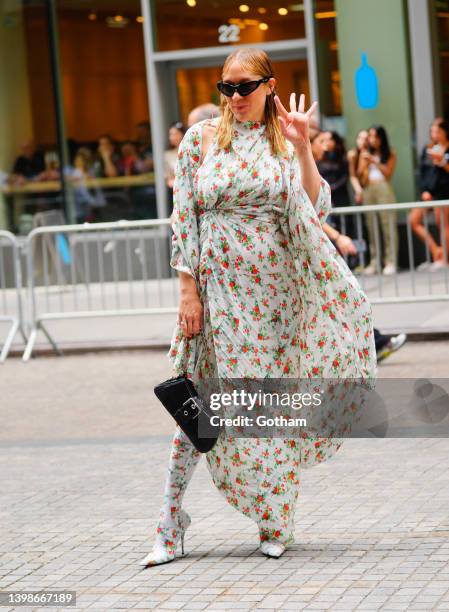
(170, 123), (203, 281)
(289, 146), (332, 225)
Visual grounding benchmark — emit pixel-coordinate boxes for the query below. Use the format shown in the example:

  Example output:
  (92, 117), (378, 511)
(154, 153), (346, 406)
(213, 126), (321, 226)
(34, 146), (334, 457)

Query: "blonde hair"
(217, 48), (287, 157)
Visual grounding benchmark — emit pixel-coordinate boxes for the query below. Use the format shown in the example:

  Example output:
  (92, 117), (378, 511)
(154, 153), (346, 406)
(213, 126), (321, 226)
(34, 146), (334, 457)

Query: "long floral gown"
(168, 118), (376, 545)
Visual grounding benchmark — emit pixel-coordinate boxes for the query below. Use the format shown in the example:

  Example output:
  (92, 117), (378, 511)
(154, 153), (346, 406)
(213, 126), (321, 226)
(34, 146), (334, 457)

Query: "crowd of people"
(6, 121), (156, 224)
(5, 107), (449, 267)
(5, 109), (226, 228)
(310, 118), (449, 275)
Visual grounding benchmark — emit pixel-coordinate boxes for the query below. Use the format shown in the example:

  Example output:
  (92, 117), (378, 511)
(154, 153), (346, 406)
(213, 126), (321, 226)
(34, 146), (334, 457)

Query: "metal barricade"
(22, 219), (178, 361)
(13, 199), (449, 362)
(0, 230), (27, 362)
(332, 200), (449, 304)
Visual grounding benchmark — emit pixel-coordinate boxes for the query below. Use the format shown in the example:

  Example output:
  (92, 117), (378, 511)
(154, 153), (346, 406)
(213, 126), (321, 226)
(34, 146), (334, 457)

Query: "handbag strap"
(181, 328), (206, 379)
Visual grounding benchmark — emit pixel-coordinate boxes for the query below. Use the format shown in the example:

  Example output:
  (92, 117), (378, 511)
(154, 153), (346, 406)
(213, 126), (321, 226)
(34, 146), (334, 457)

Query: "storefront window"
(153, 0), (306, 52)
(0, 1), (152, 234)
(0, 1), (61, 234)
(56, 1), (153, 223)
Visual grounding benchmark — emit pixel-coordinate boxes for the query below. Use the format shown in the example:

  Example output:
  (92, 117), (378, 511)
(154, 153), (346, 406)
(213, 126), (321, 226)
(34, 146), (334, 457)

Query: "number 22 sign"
(218, 24), (240, 43)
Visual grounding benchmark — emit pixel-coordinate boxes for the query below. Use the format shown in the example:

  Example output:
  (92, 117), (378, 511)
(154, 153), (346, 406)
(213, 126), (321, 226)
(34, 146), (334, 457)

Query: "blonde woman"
(140, 48), (375, 565)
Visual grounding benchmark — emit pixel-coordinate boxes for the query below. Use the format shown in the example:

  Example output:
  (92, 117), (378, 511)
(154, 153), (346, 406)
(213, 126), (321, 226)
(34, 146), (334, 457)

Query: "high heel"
(260, 541), (286, 558)
(140, 509), (191, 567)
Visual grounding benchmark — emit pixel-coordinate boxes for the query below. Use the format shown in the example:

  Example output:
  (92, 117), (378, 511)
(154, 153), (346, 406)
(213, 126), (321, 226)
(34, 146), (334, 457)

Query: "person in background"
(67, 147), (96, 223)
(410, 118), (447, 270)
(131, 121), (157, 219)
(187, 103), (220, 128)
(118, 141), (141, 176)
(323, 221), (407, 362)
(164, 122), (186, 215)
(31, 151), (62, 214)
(358, 125), (398, 276)
(92, 134), (119, 178)
(348, 129), (369, 205)
(429, 120), (449, 266)
(318, 131), (351, 235)
(164, 122), (186, 189)
(310, 130), (327, 163)
(10, 140), (45, 184)
(135, 121), (154, 172)
(36, 151), (60, 182)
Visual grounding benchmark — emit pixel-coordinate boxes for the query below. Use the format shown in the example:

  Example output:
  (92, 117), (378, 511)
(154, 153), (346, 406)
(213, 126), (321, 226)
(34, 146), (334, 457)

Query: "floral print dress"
(168, 118), (376, 545)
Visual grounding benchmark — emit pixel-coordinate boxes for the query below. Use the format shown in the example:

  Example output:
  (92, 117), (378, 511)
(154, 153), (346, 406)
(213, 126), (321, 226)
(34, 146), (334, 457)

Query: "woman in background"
(410, 118), (446, 269)
(358, 125), (397, 276)
(164, 122), (186, 214)
(348, 129), (369, 205)
(318, 131), (351, 235)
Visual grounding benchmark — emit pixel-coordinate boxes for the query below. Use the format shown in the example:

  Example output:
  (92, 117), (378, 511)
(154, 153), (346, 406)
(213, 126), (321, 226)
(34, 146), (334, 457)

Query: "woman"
(348, 129), (369, 205)
(92, 134), (119, 178)
(317, 131), (351, 236)
(164, 122), (186, 214)
(346, 129), (370, 269)
(410, 119), (445, 269)
(430, 121), (449, 265)
(67, 147), (96, 223)
(141, 48), (376, 565)
(358, 126), (398, 276)
(310, 130), (327, 163)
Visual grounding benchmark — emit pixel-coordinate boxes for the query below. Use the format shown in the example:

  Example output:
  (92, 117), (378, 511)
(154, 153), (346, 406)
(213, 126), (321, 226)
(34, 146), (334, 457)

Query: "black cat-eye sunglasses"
(216, 77), (272, 98)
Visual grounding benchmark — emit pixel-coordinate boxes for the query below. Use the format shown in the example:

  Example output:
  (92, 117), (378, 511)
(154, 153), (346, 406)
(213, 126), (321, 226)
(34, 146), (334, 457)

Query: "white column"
(141, 0), (168, 219)
(303, 0), (320, 111)
(408, 0), (437, 154)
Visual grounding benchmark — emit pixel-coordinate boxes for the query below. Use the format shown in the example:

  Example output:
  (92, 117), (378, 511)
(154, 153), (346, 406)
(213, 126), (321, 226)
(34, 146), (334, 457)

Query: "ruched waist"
(198, 205), (285, 227)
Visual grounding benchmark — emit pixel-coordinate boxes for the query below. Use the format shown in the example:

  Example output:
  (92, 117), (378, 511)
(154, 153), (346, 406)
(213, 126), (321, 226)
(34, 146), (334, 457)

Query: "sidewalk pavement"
(1, 342), (449, 611)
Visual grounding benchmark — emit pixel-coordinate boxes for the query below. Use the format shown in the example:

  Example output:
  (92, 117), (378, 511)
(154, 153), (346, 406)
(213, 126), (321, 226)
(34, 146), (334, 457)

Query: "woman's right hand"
(178, 272), (203, 338)
(178, 292), (203, 338)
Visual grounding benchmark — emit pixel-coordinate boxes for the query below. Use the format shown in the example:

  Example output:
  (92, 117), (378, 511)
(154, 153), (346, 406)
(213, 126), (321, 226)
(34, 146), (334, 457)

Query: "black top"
(317, 153), (350, 206)
(419, 145), (449, 200)
(12, 152), (45, 178)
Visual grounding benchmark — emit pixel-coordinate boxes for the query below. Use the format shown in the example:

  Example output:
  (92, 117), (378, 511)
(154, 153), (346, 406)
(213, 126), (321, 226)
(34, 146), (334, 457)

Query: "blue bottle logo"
(355, 53), (378, 109)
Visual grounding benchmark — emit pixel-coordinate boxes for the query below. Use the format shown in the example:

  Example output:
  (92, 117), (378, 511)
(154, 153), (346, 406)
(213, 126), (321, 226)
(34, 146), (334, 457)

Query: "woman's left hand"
(274, 93), (318, 151)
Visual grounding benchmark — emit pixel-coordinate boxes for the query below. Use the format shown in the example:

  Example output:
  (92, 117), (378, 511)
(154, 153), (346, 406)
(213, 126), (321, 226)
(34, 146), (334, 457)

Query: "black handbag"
(154, 375), (220, 453)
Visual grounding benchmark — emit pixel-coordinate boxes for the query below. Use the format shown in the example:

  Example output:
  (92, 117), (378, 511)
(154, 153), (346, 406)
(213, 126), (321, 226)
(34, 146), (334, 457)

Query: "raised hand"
(274, 93), (318, 151)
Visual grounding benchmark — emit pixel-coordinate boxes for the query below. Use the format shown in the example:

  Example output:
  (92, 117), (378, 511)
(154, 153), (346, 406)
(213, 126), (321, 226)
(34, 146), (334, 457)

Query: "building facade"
(0, 0), (448, 230)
